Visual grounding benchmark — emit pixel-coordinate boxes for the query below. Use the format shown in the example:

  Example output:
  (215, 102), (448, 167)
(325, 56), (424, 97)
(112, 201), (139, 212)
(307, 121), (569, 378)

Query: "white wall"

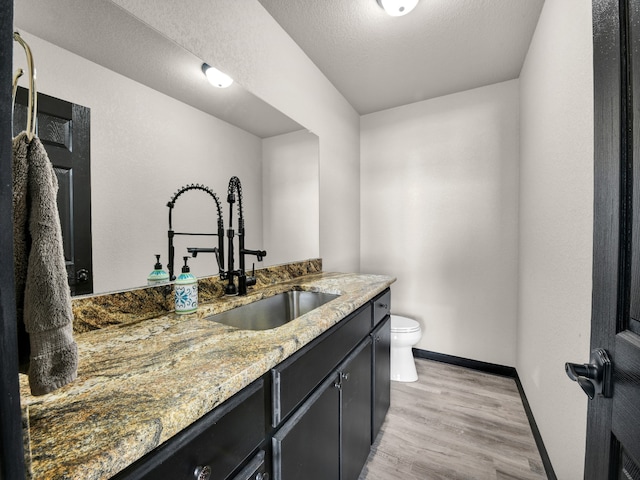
(518, 0), (594, 478)
(111, 0), (362, 273)
(361, 80), (520, 367)
(262, 130), (319, 266)
(15, 32), (263, 294)
(18, 2), (594, 474)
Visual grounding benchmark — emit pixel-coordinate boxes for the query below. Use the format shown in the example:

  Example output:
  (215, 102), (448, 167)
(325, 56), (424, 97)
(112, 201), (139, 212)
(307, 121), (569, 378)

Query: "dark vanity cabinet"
(112, 379), (267, 480)
(270, 288), (391, 480)
(272, 372), (340, 479)
(110, 288), (391, 480)
(371, 289), (391, 443)
(272, 338), (372, 480)
(270, 304), (372, 480)
(271, 305), (372, 427)
(339, 339), (373, 480)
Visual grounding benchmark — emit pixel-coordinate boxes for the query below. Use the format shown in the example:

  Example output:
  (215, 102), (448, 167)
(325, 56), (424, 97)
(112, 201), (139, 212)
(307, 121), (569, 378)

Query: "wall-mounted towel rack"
(12, 32), (37, 141)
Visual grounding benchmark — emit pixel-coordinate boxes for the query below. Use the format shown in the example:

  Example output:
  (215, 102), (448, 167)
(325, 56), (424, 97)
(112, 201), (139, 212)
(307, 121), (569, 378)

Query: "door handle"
(565, 348), (612, 399)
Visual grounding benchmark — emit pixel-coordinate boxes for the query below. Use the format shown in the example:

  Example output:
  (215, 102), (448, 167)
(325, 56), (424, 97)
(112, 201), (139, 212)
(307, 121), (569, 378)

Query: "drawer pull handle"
(194, 465), (211, 480)
(378, 303), (388, 309)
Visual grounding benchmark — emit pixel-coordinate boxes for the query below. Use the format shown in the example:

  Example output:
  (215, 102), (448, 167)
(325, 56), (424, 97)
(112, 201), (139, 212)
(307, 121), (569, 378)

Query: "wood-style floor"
(358, 359), (547, 480)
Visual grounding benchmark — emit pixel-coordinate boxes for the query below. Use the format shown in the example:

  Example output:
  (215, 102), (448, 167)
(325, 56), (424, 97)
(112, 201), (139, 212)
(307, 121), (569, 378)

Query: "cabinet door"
(371, 315), (391, 443)
(340, 339), (372, 480)
(272, 305), (371, 427)
(272, 374), (340, 480)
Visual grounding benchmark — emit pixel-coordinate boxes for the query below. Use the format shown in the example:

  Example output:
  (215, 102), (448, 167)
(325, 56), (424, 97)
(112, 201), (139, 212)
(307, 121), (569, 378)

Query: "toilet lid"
(390, 315), (420, 333)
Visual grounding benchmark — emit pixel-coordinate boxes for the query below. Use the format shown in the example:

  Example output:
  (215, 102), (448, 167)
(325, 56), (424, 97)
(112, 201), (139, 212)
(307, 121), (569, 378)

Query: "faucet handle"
(246, 263), (257, 287)
(213, 248), (223, 272)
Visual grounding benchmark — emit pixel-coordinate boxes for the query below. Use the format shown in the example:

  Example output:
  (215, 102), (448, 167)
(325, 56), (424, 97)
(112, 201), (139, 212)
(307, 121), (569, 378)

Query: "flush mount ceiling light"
(202, 63), (233, 88)
(376, 0), (419, 16)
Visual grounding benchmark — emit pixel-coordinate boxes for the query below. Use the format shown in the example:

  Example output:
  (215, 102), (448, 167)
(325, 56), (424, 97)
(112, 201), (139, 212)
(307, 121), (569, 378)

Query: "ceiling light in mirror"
(202, 63), (233, 88)
(13, 0), (320, 295)
(377, 0), (419, 16)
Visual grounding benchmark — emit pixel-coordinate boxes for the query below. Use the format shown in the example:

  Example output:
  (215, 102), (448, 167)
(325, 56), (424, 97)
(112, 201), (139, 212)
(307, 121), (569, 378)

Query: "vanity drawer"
(271, 304), (371, 427)
(372, 289), (391, 328)
(113, 379), (265, 480)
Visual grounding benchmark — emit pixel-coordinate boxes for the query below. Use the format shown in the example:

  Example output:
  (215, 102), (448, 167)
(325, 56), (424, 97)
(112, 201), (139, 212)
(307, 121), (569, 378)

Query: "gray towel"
(13, 131), (78, 396)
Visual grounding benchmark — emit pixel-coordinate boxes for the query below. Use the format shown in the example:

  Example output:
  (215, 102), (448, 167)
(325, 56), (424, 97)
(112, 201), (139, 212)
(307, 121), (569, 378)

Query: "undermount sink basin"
(206, 290), (340, 331)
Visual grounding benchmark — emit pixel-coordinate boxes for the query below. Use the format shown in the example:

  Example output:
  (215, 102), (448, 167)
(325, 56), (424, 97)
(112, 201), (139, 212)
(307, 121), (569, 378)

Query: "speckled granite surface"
(20, 270), (394, 480)
(71, 259), (322, 333)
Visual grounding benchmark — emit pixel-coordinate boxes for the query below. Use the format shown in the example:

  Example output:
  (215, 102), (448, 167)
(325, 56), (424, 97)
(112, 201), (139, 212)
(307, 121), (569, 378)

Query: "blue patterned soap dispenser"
(175, 256), (198, 315)
(147, 254), (170, 285)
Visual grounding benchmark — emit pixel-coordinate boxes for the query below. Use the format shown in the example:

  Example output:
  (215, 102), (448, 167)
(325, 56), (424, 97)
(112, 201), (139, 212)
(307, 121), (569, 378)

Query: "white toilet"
(390, 315), (422, 382)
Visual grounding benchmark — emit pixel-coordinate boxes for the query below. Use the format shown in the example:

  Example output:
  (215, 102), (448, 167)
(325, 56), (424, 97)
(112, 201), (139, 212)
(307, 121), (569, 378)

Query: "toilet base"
(390, 346), (418, 382)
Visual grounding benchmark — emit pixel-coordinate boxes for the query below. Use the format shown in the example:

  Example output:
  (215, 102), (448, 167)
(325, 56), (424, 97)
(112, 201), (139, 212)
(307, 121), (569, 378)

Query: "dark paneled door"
(340, 339), (372, 480)
(272, 373), (340, 480)
(588, 0), (640, 477)
(14, 87), (92, 296)
(371, 316), (391, 444)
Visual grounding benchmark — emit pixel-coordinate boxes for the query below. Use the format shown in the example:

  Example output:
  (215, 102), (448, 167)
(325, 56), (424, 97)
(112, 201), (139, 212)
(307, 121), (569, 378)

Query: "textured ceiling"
(14, 0), (545, 127)
(13, 0), (303, 138)
(259, 0), (545, 114)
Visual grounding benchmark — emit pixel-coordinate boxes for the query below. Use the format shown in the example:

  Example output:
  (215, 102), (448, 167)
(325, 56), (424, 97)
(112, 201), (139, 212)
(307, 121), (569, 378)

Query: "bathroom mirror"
(13, 0), (320, 294)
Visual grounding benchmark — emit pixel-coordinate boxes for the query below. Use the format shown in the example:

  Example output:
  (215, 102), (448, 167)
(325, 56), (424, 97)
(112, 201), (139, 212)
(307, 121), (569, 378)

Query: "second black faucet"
(224, 176), (267, 295)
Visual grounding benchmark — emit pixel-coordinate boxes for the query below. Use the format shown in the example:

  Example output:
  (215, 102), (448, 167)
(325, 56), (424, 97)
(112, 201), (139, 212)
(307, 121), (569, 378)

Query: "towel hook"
(12, 32), (37, 141)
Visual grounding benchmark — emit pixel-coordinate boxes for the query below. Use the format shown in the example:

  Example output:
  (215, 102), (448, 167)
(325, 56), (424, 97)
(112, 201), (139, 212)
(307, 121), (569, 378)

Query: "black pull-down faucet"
(225, 176), (266, 295)
(169, 178), (265, 296)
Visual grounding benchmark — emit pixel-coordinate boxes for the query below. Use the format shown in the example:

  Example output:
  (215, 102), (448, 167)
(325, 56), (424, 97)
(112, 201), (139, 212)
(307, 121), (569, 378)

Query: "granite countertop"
(19, 271), (395, 480)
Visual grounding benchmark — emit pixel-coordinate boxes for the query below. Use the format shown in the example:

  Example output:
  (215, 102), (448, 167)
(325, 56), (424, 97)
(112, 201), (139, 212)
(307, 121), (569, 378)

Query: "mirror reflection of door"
(13, 87), (93, 296)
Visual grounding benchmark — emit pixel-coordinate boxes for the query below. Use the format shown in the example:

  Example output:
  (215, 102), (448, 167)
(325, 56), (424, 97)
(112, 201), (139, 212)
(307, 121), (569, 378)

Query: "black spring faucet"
(225, 176), (267, 295)
(166, 184), (225, 281)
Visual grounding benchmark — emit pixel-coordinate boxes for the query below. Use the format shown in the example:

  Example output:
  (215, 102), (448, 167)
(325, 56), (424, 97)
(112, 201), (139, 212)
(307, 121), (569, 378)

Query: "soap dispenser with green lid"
(147, 254), (169, 285)
(175, 256), (198, 315)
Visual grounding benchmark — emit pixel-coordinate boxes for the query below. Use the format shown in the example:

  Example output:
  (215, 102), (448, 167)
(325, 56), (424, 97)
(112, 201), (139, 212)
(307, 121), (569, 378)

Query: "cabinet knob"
(194, 465), (211, 480)
(377, 303), (388, 310)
